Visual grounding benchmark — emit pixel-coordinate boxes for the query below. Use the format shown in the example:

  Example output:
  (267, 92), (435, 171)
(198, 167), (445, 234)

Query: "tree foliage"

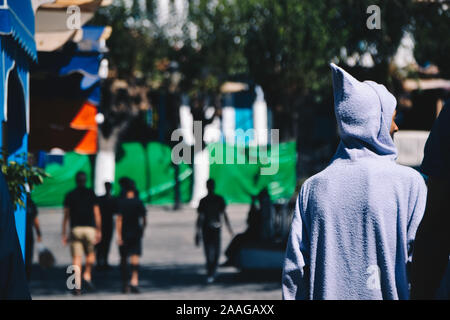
(412, 1), (450, 78)
(1, 151), (48, 209)
(92, 0), (449, 157)
(94, 0), (448, 102)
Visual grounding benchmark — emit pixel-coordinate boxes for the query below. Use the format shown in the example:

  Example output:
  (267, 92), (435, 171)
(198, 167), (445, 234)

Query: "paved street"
(30, 204), (282, 300)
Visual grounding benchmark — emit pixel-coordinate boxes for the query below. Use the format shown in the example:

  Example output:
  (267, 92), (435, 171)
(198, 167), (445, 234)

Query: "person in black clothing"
(0, 172), (30, 299)
(96, 182), (117, 270)
(116, 180), (147, 293)
(25, 194), (42, 280)
(62, 171), (101, 295)
(411, 101), (450, 299)
(195, 179), (233, 283)
(223, 194), (262, 267)
(190, 93), (217, 150)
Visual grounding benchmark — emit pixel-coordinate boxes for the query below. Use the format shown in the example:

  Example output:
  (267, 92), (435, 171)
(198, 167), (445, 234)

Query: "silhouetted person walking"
(116, 180), (146, 294)
(223, 194), (263, 267)
(62, 171), (101, 295)
(195, 179), (233, 283)
(96, 182), (116, 270)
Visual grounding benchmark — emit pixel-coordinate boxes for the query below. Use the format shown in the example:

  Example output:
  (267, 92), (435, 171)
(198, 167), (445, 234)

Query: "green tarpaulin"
(208, 142), (297, 203)
(114, 142), (192, 204)
(32, 141), (296, 207)
(32, 152), (94, 207)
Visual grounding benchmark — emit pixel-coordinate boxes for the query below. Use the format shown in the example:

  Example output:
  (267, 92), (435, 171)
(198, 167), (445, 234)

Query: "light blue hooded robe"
(282, 63), (427, 300)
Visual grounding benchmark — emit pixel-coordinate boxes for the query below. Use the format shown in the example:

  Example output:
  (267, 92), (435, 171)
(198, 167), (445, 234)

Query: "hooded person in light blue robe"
(282, 63), (427, 300)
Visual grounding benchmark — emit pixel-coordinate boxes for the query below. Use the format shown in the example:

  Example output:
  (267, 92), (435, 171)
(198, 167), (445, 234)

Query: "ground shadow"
(29, 263), (281, 297)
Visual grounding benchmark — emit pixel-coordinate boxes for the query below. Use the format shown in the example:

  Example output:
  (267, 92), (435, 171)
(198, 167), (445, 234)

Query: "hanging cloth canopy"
(0, 0), (37, 62)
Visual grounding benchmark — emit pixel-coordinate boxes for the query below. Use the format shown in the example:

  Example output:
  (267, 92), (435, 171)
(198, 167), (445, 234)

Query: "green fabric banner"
(32, 142), (296, 207)
(113, 142), (192, 205)
(208, 141), (297, 203)
(31, 152), (94, 207)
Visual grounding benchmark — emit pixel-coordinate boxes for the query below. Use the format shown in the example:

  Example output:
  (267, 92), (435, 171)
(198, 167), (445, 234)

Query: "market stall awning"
(30, 23), (110, 154)
(35, 25), (109, 104)
(35, 0), (111, 51)
(0, 0), (37, 61)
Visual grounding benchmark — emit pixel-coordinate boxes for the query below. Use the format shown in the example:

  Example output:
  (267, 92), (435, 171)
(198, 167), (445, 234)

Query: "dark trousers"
(120, 255), (129, 285)
(202, 226), (221, 277)
(119, 238), (142, 286)
(96, 222), (113, 266)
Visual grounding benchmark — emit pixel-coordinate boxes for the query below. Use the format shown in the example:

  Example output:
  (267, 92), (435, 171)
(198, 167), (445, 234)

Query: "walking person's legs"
(83, 228), (96, 282)
(130, 254), (140, 293)
(72, 255), (83, 281)
(82, 252), (96, 292)
(103, 226), (113, 267)
(96, 226), (112, 269)
(84, 252), (95, 282)
(96, 241), (105, 268)
(211, 228), (221, 278)
(120, 256), (129, 291)
(69, 228), (85, 294)
(202, 227), (213, 277)
(119, 247), (129, 288)
(119, 241), (133, 293)
(202, 227), (220, 283)
(206, 243), (215, 277)
(76, 227), (97, 291)
(71, 255), (83, 295)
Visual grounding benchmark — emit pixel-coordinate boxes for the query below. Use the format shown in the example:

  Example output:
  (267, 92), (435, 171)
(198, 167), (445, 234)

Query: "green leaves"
(0, 150), (49, 210)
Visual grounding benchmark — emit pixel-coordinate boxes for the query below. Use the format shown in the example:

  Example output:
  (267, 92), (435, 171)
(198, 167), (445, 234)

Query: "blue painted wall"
(0, 38), (30, 259)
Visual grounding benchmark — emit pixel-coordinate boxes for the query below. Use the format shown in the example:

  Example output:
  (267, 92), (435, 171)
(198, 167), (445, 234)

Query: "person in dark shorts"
(116, 180), (146, 293)
(411, 100), (450, 299)
(25, 194), (42, 280)
(195, 179), (234, 283)
(96, 182), (117, 270)
(62, 171), (101, 295)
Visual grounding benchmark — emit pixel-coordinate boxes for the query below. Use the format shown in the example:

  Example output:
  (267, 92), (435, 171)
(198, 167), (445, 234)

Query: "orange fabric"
(74, 129), (98, 154)
(70, 102), (97, 130)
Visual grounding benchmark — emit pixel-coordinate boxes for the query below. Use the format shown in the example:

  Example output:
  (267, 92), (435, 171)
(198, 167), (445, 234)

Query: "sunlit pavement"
(29, 204), (282, 300)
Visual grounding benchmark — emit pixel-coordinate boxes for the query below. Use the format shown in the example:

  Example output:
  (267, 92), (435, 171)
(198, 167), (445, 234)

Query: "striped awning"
(0, 0), (37, 61)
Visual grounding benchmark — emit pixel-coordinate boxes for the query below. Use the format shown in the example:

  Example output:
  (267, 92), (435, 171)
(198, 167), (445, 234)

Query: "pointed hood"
(330, 63), (397, 160)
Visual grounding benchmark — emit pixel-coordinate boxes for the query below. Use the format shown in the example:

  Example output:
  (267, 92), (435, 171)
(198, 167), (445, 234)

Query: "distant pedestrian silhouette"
(116, 179), (147, 294)
(96, 182), (117, 270)
(195, 179), (233, 284)
(62, 171), (102, 295)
